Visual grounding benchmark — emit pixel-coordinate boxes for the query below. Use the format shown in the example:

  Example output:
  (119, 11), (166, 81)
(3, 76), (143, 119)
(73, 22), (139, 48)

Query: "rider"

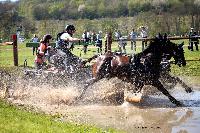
(34, 34), (52, 69)
(56, 24), (83, 70)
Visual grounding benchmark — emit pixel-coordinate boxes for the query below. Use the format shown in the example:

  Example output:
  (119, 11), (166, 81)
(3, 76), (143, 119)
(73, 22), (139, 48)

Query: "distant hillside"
(18, 0), (200, 21)
(17, 0), (200, 36)
(1, 0), (200, 40)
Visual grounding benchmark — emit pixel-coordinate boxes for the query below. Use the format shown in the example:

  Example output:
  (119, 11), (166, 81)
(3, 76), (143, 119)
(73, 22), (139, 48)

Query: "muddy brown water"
(0, 72), (200, 133)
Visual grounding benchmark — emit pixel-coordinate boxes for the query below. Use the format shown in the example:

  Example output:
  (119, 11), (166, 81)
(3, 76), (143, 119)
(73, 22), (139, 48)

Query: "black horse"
(79, 34), (188, 106)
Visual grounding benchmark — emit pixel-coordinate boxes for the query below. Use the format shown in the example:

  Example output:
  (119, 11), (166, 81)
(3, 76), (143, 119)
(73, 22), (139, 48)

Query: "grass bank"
(0, 100), (120, 133)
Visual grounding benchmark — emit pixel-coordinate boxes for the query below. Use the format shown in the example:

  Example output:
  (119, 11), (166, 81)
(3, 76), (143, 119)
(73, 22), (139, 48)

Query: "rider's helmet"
(65, 25), (76, 31)
(42, 34), (52, 42)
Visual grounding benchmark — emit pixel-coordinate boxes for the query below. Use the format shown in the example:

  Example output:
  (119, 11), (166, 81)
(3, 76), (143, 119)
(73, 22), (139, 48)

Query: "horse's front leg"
(153, 80), (182, 106)
(173, 76), (193, 93)
(162, 73), (192, 93)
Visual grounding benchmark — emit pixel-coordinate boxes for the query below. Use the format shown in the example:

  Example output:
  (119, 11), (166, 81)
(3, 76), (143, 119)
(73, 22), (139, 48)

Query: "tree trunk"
(175, 17), (181, 36)
(191, 15), (194, 28)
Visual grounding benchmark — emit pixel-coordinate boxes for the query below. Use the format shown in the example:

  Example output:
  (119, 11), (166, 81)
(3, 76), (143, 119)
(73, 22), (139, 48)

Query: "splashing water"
(1, 69), (200, 133)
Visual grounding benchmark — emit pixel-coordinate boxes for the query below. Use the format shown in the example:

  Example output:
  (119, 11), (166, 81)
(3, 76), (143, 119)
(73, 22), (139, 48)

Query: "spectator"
(114, 30), (121, 40)
(118, 36), (127, 54)
(129, 28), (137, 54)
(139, 26), (148, 51)
(82, 30), (90, 54)
(31, 34), (39, 55)
(115, 30), (126, 54)
(91, 31), (97, 44)
(189, 28), (199, 51)
(96, 31), (103, 54)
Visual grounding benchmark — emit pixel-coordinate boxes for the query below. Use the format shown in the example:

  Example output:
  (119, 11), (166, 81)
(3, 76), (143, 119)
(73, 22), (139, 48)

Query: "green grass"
(0, 40), (199, 133)
(0, 100), (120, 133)
(0, 40), (139, 67)
(0, 40), (200, 76)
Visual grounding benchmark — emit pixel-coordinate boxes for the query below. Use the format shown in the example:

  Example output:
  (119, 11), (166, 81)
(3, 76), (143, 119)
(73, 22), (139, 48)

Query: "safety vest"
(35, 42), (48, 64)
(56, 32), (71, 50)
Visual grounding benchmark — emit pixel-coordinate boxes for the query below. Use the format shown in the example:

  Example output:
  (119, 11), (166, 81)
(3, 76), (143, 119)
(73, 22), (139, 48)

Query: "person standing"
(188, 28), (199, 51)
(31, 34), (39, 55)
(96, 31), (103, 54)
(140, 26), (148, 51)
(82, 30), (90, 54)
(115, 30), (126, 53)
(91, 31), (97, 44)
(118, 35), (127, 54)
(129, 28), (137, 54)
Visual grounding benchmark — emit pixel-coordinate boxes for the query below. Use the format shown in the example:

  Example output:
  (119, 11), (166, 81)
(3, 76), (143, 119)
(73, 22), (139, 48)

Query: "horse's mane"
(129, 34), (170, 64)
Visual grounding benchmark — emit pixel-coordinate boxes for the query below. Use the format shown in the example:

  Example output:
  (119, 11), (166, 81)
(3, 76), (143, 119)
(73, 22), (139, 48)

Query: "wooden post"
(105, 34), (108, 53)
(105, 32), (112, 53)
(12, 34), (18, 66)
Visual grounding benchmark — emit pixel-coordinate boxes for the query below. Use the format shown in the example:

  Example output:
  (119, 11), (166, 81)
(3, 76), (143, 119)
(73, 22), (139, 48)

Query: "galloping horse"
(81, 34), (189, 106)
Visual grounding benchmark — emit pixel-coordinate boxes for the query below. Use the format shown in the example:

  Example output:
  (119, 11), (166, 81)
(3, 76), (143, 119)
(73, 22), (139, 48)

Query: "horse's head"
(165, 41), (186, 67)
(154, 33), (186, 67)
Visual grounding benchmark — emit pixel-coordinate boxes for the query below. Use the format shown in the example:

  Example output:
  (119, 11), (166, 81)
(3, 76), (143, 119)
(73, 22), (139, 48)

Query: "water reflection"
(62, 105), (199, 133)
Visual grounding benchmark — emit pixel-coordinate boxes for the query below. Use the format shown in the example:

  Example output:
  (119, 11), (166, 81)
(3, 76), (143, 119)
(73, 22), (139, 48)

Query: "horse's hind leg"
(71, 78), (99, 105)
(153, 80), (182, 106)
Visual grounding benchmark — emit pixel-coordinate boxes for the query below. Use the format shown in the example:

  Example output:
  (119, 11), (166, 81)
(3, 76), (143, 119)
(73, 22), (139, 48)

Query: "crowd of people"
(114, 26), (149, 54)
(32, 24), (199, 69)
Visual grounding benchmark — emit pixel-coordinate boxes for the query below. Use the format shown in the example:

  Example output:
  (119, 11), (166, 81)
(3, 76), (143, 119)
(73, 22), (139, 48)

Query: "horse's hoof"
(176, 101), (183, 107)
(185, 87), (192, 93)
(124, 92), (142, 103)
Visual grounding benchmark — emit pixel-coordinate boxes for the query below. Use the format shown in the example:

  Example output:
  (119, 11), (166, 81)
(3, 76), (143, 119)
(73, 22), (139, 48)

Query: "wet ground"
(24, 86), (200, 133)
(0, 70), (200, 133)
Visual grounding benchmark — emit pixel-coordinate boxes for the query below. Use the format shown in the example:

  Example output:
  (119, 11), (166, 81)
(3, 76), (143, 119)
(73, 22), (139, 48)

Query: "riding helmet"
(43, 34), (52, 41)
(65, 25), (76, 31)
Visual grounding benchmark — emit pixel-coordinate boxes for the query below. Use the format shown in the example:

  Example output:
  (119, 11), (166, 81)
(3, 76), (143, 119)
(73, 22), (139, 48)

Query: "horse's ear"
(179, 42), (184, 47)
(158, 33), (163, 40)
(164, 33), (167, 41)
